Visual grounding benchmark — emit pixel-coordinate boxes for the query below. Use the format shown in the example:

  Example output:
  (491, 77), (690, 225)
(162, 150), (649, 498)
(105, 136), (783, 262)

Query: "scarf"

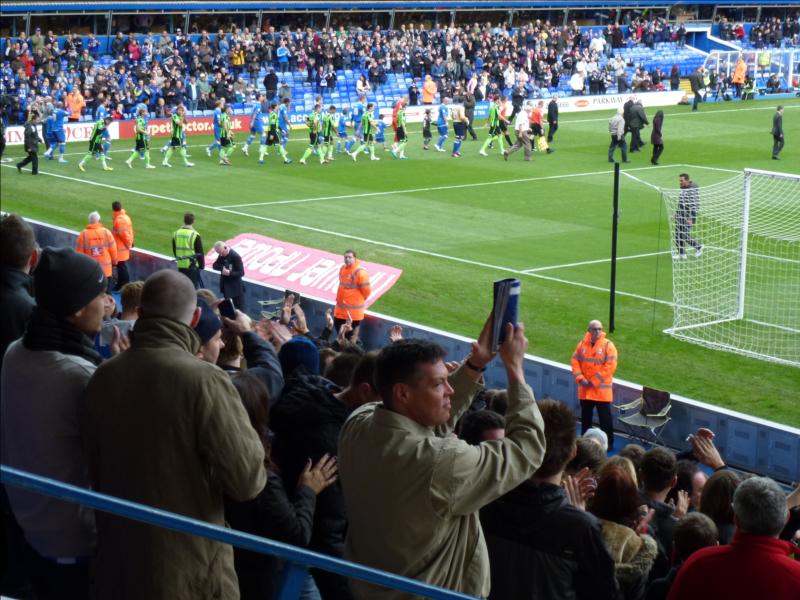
(23, 307), (103, 366)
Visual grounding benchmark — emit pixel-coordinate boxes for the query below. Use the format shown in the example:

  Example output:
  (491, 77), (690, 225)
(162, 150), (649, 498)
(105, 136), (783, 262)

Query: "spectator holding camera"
(338, 317), (546, 598)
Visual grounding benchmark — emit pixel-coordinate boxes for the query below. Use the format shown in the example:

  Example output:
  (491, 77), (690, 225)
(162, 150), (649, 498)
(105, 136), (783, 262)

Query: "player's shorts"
(394, 126), (407, 142)
(531, 123), (543, 136)
(44, 131), (55, 145)
(453, 122), (466, 138)
(89, 139), (103, 153)
(488, 124), (501, 137)
(170, 136), (182, 147)
(101, 128), (110, 139)
(213, 126), (221, 141)
(308, 132), (318, 145)
(337, 130), (348, 139)
(437, 125), (448, 136)
(220, 136), (231, 147)
(135, 137), (148, 151)
(362, 133), (374, 143)
(266, 129), (280, 145)
(53, 130), (66, 144)
(280, 127), (289, 141)
(499, 121), (509, 132)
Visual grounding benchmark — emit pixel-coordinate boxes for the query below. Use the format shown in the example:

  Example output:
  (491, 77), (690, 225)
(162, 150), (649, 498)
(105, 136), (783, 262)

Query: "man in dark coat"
(463, 91), (478, 140)
(547, 94), (559, 142)
(482, 400), (617, 600)
(16, 112), (43, 175)
(651, 110), (665, 165)
(771, 105), (784, 160)
(263, 68), (279, 100)
(212, 241), (245, 309)
(629, 98), (649, 152)
(689, 66), (705, 111)
(675, 173), (702, 259)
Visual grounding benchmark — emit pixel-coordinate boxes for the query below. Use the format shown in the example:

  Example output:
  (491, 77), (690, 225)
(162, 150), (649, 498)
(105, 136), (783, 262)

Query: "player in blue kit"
(45, 102), (70, 163)
(335, 107), (349, 154)
(346, 95), (367, 153)
(95, 98), (112, 160)
(206, 98), (225, 156)
(242, 93), (265, 157)
(375, 116), (388, 151)
(435, 97), (450, 152)
(278, 98), (291, 150)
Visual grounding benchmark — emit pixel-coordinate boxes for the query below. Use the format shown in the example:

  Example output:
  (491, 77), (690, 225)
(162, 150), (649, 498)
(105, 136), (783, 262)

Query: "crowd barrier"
(26, 218), (800, 484)
(0, 466), (477, 600)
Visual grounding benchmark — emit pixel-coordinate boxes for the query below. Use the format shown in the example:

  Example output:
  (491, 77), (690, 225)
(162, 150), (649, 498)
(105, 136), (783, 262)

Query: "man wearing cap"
(83, 269), (266, 599)
(76, 211), (118, 292)
(1, 247), (111, 599)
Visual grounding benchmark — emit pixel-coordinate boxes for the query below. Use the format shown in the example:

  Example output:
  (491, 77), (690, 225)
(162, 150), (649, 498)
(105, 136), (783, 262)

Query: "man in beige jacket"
(338, 317), (546, 599)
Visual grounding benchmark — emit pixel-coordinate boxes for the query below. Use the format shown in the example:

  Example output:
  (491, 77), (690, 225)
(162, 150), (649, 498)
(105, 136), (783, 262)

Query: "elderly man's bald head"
(139, 270), (198, 324)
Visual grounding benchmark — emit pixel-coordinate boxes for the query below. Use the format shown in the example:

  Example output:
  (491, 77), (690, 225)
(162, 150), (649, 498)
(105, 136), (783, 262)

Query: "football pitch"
(2, 99), (799, 426)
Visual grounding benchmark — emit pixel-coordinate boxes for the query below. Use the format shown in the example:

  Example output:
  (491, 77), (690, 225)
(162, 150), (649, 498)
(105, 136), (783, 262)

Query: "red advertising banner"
(117, 115), (251, 139)
(206, 233), (402, 307)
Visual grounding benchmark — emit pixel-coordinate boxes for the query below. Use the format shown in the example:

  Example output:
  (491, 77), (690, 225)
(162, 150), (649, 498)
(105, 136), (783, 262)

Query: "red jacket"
(667, 532), (800, 600)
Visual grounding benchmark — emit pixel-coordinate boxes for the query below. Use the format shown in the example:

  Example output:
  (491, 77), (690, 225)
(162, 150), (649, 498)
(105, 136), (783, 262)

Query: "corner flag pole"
(609, 162), (620, 333)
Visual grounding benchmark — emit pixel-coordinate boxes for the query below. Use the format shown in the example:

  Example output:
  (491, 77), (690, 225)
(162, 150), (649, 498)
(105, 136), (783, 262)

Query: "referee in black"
(16, 112), (43, 175)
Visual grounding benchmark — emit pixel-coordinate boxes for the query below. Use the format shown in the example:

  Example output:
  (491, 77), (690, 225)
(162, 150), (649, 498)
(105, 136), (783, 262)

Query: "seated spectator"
(699, 470), (740, 544)
(667, 477), (800, 600)
(83, 269), (265, 598)
(589, 467), (658, 600)
(619, 443), (646, 470)
(566, 436), (608, 477)
(2, 248), (110, 599)
(459, 410), (505, 445)
(640, 448), (688, 580)
(338, 320), (546, 598)
(225, 371), (338, 600)
(646, 513), (719, 600)
(482, 399), (617, 600)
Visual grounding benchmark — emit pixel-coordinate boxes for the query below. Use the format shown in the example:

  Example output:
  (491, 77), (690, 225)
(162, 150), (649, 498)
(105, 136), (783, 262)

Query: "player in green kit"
(261, 102), (292, 165)
(349, 103), (380, 162)
(218, 106), (234, 166)
(391, 99), (409, 160)
(299, 104), (321, 165)
(162, 105), (194, 168)
(479, 96), (505, 156)
(78, 116), (114, 172)
(125, 108), (156, 169)
(320, 105), (336, 163)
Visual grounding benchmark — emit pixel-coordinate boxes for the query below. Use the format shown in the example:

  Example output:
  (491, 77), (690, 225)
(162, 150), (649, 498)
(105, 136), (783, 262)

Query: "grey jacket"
(609, 114), (626, 140)
(339, 367), (546, 599)
(629, 103), (649, 129)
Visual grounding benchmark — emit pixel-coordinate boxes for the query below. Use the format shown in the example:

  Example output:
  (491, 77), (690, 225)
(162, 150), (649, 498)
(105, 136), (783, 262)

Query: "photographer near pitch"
(212, 241), (245, 310)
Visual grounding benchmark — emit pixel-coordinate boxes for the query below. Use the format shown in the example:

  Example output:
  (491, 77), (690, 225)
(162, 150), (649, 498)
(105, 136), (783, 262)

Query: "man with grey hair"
(608, 107), (629, 163)
(667, 477), (800, 599)
(76, 210), (117, 291)
(83, 269), (266, 599)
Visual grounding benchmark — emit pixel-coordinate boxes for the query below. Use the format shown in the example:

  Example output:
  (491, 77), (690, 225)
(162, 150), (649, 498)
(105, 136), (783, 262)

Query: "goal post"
(661, 168), (800, 367)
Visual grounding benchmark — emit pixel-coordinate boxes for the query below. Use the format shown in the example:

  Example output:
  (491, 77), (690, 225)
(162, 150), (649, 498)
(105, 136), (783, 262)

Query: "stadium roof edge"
(3, 0), (800, 13)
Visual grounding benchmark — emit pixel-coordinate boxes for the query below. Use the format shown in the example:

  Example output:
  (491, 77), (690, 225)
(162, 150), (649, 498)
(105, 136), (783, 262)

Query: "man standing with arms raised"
(338, 318), (546, 599)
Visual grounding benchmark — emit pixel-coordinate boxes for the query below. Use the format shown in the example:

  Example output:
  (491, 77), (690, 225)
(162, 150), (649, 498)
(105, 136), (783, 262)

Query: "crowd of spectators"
(1, 16), (703, 124)
(2, 211), (800, 600)
(717, 15), (800, 47)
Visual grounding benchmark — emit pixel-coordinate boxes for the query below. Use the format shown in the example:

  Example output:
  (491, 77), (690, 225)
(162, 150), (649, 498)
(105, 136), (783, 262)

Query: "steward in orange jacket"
(76, 213), (117, 285)
(572, 320), (618, 449)
(334, 250), (371, 328)
(111, 201), (134, 289)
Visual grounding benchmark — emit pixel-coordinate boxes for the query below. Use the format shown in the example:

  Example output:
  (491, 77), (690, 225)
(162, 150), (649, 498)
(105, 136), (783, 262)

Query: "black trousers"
(547, 121), (558, 142)
(675, 217), (701, 255)
(581, 400), (614, 450)
(630, 127), (644, 151)
(114, 260), (130, 290)
(28, 552), (90, 600)
(17, 151), (39, 174)
(227, 294), (244, 310)
(333, 317), (362, 340)
(466, 121), (478, 140)
(692, 91), (702, 111)
(773, 135), (784, 158)
(178, 267), (202, 289)
(651, 143), (664, 164)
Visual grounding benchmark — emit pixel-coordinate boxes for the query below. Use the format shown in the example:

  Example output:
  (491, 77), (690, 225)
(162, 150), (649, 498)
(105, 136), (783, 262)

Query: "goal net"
(661, 168), (800, 367)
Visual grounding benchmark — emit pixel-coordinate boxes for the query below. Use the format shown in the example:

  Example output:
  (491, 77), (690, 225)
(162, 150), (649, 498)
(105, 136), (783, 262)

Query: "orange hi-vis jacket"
(571, 331), (618, 402)
(732, 58), (747, 84)
(112, 209), (134, 262)
(334, 259), (371, 321)
(76, 222), (118, 277)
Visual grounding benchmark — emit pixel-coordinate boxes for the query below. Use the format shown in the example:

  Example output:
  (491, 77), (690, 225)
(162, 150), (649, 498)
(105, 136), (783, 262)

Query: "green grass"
(2, 99), (799, 426)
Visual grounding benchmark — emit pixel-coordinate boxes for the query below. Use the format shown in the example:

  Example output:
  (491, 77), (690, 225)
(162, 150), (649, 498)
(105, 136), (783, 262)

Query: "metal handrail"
(1, 465), (477, 600)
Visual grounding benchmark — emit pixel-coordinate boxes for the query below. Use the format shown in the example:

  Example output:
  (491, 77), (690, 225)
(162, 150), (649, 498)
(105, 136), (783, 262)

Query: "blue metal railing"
(1, 465), (477, 600)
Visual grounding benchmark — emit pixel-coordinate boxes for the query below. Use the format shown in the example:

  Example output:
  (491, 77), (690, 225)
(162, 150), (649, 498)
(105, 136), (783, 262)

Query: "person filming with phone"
(213, 241), (245, 310)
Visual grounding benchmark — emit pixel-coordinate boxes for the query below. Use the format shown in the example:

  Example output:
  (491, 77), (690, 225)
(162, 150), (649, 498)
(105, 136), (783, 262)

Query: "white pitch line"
(0, 162), (678, 308)
(523, 250), (673, 273)
(218, 163), (676, 208)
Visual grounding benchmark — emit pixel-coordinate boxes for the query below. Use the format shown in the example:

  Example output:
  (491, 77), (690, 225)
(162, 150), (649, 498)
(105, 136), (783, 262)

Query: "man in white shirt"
(504, 102), (532, 161)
